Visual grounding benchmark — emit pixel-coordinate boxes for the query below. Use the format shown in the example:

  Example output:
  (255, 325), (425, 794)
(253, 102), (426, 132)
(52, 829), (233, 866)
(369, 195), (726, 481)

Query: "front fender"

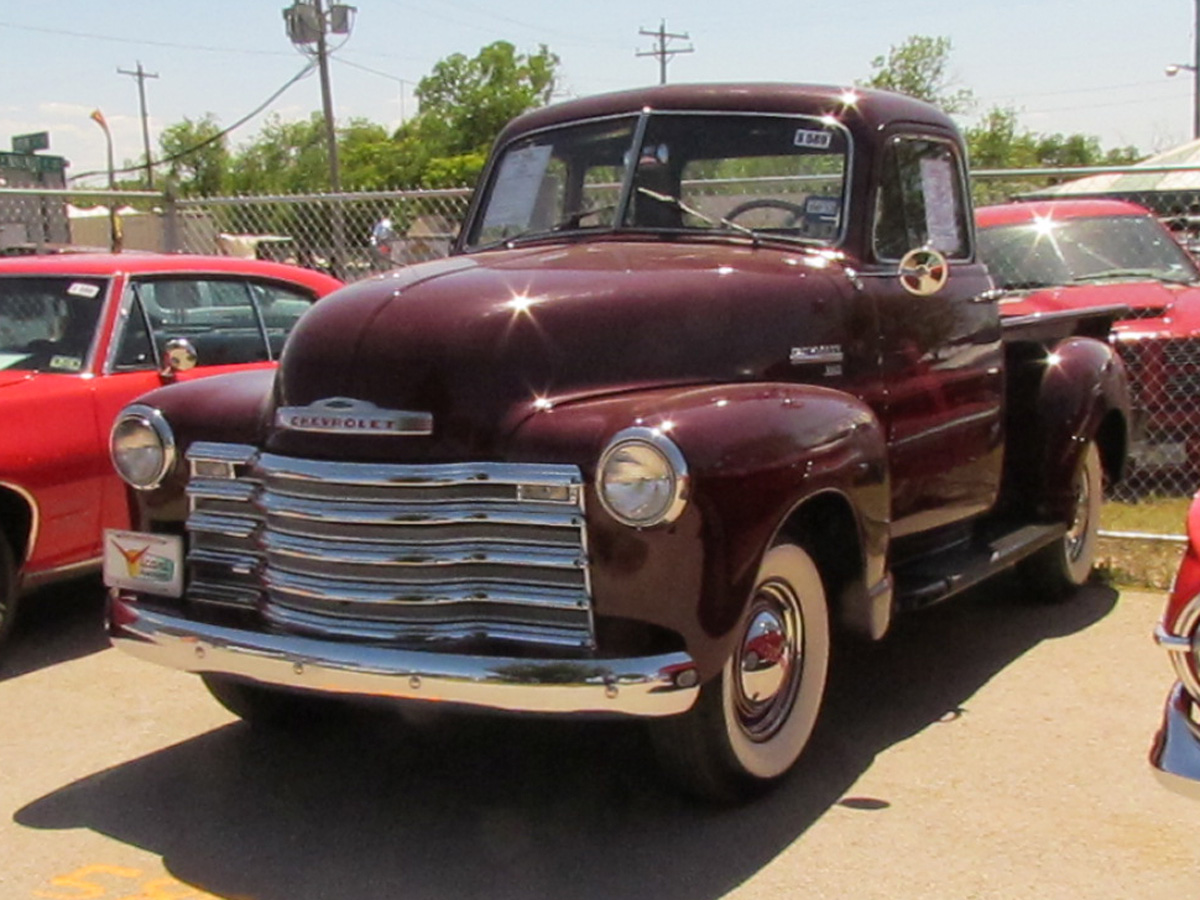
(121, 368), (278, 528)
(508, 382), (889, 679)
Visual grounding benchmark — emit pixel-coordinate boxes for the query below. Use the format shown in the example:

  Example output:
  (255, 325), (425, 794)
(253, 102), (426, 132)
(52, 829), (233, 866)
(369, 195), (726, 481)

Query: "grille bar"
(184, 442), (595, 648)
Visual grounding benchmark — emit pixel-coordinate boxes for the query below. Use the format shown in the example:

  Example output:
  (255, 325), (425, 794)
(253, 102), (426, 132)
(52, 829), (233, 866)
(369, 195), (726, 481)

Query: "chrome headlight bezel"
(596, 427), (689, 528)
(110, 404), (177, 491)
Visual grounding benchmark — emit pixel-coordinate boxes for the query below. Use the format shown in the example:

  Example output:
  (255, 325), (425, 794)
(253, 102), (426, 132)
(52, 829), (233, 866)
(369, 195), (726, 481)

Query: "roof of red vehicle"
(975, 199), (1154, 227)
(0, 252), (343, 292)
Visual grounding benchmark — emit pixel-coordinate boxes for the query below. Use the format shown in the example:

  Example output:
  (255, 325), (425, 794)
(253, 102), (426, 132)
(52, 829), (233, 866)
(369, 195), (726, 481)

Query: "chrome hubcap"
(734, 579), (803, 742)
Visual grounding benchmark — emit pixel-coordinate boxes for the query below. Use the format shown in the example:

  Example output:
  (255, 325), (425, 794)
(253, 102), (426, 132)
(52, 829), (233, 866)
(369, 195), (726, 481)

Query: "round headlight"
(110, 404), (176, 490)
(597, 427), (688, 528)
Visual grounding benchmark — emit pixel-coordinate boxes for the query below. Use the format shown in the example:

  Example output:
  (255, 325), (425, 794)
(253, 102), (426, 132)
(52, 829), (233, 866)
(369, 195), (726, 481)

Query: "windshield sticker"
(49, 355), (83, 372)
(481, 144), (554, 233)
(919, 156), (963, 252)
(67, 282), (101, 299)
(794, 129), (832, 150)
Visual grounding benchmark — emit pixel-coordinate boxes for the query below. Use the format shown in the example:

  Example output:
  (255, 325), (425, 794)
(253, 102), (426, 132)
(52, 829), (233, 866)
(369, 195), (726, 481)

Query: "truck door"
(868, 132), (1004, 537)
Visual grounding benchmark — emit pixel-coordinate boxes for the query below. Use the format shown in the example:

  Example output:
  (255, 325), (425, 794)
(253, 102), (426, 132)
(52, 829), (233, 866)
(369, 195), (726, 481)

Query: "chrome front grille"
(185, 442), (594, 648)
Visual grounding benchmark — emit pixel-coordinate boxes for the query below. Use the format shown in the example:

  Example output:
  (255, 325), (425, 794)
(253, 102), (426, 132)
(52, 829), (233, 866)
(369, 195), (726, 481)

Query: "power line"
(70, 60), (317, 183)
(0, 18), (291, 56)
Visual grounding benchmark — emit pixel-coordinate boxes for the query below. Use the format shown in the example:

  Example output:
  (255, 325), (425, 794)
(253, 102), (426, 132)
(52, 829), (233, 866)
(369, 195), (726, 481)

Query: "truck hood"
(997, 278), (1200, 338)
(271, 241), (852, 459)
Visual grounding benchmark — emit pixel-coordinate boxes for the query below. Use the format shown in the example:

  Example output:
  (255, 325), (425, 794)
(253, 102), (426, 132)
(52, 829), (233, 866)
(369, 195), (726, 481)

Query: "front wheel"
(1020, 440), (1103, 601)
(650, 542), (831, 802)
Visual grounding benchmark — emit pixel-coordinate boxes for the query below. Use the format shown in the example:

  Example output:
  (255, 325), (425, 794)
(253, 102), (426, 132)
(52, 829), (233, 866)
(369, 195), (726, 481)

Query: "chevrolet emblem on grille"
(275, 397), (434, 435)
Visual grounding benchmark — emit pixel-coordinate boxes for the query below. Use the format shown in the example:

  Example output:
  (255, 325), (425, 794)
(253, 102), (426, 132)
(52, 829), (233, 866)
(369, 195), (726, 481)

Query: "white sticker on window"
(481, 144), (555, 232)
(794, 129), (832, 149)
(919, 156), (962, 253)
(67, 282), (101, 299)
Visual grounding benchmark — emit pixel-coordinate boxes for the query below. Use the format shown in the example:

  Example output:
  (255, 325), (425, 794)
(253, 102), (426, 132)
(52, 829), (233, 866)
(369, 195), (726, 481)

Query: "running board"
(893, 522), (1068, 612)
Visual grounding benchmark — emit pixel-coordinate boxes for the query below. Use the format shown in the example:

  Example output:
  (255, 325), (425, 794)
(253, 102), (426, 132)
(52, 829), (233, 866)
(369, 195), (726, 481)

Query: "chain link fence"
(3, 166), (1200, 535)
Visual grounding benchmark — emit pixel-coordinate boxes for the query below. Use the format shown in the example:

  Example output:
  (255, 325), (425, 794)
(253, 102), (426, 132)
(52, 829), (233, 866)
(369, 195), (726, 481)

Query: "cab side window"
(874, 136), (970, 261)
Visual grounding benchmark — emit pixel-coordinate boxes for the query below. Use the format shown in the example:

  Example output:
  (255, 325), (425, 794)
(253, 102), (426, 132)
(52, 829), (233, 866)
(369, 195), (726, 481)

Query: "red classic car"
(1152, 491), (1200, 797)
(976, 199), (1200, 471)
(0, 253), (341, 647)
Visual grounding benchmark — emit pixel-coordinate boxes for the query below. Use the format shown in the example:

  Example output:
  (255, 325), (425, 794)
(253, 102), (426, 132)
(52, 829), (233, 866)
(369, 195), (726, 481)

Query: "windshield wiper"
(634, 187), (761, 242)
(486, 206), (618, 249)
(550, 205), (617, 231)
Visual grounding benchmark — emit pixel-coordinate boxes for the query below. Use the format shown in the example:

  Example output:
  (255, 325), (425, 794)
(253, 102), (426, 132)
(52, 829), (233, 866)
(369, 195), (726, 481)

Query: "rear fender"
(1006, 335), (1129, 518)
(508, 383), (890, 678)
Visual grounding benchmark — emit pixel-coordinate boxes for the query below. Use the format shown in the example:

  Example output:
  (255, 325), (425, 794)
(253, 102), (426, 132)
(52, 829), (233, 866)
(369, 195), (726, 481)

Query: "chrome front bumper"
(109, 594), (700, 718)
(1150, 682), (1200, 800)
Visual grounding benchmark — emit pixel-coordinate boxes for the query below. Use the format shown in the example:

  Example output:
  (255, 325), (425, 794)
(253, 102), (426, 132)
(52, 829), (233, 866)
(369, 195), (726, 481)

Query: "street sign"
(12, 132), (49, 154)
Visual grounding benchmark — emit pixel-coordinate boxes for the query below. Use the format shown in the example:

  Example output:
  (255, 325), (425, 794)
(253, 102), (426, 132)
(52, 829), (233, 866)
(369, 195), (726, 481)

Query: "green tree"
(155, 42), (561, 196)
(862, 35), (974, 115)
(966, 105), (1143, 169)
(412, 40), (559, 157)
(158, 114), (230, 196)
(227, 113), (332, 194)
(965, 105), (1145, 204)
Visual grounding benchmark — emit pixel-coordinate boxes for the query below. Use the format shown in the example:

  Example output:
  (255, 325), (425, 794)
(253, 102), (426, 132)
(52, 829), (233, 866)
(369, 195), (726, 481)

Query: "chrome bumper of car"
(108, 594), (700, 718)
(1150, 682), (1200, 800)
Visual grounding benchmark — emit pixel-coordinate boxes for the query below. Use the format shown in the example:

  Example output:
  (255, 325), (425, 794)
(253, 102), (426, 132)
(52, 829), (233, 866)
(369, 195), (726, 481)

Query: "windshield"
(464, 111), (850, 250)
(977, 214), (1200, 289)
(0, 276), (108, 373)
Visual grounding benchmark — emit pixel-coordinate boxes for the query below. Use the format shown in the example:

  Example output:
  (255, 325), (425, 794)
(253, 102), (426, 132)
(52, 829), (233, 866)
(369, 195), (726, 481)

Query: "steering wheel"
(724, 198), (809, 225)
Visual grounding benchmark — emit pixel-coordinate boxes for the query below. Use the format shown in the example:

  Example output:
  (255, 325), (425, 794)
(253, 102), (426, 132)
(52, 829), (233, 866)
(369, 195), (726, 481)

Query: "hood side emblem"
(276, 397), (434, 436)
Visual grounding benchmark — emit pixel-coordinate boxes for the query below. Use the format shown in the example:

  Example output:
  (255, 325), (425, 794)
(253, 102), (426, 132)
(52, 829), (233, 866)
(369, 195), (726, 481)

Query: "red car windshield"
(0, 276), (108, 373)
(978, 214), (1200, 289)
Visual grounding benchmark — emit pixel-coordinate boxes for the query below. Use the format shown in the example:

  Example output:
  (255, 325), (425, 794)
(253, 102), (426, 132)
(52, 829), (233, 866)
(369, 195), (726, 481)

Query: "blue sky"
(2, 0), (1196, 185)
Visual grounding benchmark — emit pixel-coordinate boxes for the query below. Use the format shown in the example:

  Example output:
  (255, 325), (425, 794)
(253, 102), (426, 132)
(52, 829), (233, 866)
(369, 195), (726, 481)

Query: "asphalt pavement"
(2, 574), (1198, 900)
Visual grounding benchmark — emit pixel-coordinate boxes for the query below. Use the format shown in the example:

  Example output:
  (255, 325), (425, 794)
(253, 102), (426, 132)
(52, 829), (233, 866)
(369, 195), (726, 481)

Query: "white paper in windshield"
(920, 156), (963, 253)
(480, 144), (554, 234)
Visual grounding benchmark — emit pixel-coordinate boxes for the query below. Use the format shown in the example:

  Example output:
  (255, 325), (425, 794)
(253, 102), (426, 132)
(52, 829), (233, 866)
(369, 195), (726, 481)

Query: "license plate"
(104, 530), (184, 598)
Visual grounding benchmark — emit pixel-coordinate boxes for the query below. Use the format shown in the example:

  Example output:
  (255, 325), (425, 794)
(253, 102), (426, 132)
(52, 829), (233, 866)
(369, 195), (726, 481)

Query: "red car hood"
(0, 370), (37, 389)
(998, 278), (1200, 339)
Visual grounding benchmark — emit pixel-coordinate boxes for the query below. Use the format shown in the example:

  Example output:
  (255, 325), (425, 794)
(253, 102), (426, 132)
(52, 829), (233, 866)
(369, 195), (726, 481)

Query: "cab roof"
(494, 82), (958, 147)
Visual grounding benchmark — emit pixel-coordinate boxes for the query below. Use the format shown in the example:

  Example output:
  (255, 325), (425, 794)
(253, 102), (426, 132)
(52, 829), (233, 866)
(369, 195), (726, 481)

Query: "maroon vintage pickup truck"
(103, 84), (1131, 801)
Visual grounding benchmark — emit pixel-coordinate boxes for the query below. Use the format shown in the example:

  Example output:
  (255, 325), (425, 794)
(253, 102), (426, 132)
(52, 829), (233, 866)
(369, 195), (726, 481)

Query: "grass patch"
(1097, 494), (1190, 590)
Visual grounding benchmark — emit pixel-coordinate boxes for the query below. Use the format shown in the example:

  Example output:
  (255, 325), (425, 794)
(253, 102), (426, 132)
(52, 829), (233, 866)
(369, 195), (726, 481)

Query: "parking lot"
(2, 574), (1198, 900)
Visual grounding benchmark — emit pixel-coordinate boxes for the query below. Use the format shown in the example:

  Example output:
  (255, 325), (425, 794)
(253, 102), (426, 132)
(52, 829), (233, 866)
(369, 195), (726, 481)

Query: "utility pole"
(118, 61), (159, 187)
(637, 20), (693, 85)
(283, 0), (356, 277)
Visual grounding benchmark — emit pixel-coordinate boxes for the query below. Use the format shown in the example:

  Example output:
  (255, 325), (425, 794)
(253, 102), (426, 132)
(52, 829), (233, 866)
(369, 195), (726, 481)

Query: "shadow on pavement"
(15, 576), (1118, 900)
(0, 576), (108, 682)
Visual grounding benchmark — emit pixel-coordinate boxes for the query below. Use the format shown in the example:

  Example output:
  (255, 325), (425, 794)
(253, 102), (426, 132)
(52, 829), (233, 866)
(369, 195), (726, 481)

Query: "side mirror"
(160, 338), (198, 381)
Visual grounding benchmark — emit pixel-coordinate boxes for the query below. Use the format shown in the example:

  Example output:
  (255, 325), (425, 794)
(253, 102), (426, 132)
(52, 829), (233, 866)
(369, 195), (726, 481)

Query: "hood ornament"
(276, 397), (433, 436)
